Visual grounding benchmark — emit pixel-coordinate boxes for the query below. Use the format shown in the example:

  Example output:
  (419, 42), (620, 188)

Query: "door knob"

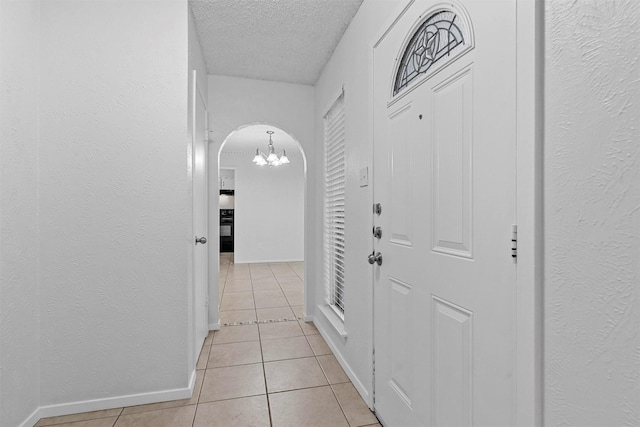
(368, 251), (382, 266)
(195, 236), (207, 245)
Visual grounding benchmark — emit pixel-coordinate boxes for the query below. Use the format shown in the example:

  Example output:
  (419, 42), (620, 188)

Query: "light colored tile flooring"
(35, 254), (380, 427)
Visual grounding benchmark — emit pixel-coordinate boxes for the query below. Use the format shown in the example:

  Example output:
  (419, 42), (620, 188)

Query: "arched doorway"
(216, 123), (307, 328)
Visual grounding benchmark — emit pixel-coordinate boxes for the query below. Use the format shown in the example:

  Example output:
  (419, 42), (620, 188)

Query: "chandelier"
(252, 131), (290, 167)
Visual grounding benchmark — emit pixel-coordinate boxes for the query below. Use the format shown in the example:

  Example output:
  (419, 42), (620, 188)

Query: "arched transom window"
(394, 9), (468, 96)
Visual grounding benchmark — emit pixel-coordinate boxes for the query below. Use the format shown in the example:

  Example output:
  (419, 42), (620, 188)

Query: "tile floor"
(35, 254), (380, 427)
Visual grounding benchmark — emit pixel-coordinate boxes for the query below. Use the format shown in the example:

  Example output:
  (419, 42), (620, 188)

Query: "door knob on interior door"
(368, 251), (382, 266)
(195, 236), (207, 245)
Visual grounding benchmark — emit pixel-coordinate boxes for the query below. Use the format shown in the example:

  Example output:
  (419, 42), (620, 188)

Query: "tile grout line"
(253, 276), (275, 427)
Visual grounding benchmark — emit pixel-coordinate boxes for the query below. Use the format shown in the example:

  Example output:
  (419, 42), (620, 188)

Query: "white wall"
(37, 0), (191, 412)
(312, 0), (398, 405)
(207, 75), (314, 322)
(0, 1), (41, 425)
(189, 7), (208, 104)
(220, 151), (305, 263)
(544, 1), (640, 425)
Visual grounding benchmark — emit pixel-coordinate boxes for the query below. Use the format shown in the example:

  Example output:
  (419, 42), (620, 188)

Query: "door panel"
(389, 276), (413, 407)
(431, 68), (473, 258)
(373, 1), (517, 425)
(432, 296), (473, 426)
(388, 103), (414, 246)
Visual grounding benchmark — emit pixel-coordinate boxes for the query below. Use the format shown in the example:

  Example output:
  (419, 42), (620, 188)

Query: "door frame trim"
(369, 1), (543, 425)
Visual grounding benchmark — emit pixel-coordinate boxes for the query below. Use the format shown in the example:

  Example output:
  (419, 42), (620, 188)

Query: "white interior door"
(193, 73), (209, 356)
(373, 1), (517, 425)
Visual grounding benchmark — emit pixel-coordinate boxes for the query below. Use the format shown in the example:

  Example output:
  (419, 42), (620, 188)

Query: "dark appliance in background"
(220, 189), (234, 253)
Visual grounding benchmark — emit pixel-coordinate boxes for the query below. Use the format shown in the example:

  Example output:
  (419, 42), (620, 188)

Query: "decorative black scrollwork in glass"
(394, 10), (466, 96)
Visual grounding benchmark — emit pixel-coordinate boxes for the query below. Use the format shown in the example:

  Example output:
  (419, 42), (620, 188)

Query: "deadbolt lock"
(373, 226), (382, 239)
(368, 251), (383, 266)
(373, 203), (382, 215)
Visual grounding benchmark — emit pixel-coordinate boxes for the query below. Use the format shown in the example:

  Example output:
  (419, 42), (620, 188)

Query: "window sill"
(317, 304), (347, 338)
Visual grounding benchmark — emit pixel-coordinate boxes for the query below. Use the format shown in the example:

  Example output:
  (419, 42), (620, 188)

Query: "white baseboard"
(313, 320), (372, 409)
(31, 370), (196, 425)
(208, 322), (221, 331)
(18, 408), (41, 427)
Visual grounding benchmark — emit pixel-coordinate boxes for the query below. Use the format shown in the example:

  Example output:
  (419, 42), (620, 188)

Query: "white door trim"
(369, 1), (543, 425)
(515, 0), (544, 425)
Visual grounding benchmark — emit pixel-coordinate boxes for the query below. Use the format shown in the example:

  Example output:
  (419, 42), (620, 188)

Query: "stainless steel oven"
(220, 209), (234, 252)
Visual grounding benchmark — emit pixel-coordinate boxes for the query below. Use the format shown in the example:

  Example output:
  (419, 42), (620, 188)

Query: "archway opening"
(216, 123), (307, 326)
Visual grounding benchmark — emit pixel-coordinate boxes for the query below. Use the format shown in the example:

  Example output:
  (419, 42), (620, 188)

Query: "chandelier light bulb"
(252, 130), (291, 167)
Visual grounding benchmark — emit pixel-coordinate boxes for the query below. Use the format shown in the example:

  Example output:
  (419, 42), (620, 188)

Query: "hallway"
(34, 257), (380, 427)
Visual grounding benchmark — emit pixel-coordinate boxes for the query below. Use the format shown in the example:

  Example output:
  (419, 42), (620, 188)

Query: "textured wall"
(0, 1), (41, 425)
(544, 1), (640, 425)
(38, 0), (191, 406)
(313, 0), (398, 405)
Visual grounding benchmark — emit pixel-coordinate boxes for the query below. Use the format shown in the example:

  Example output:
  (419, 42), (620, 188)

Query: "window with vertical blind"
(323, 92), (346, 319)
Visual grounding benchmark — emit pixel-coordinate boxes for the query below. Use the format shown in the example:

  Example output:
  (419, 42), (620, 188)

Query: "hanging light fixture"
(252, 130), (290, 167)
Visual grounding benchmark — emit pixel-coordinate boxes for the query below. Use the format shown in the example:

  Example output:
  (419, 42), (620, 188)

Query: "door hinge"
(511, 225), (517, 262)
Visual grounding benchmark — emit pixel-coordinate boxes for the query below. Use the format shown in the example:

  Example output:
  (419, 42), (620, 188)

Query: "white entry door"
(373, 1), (517, 425)
(193, 73), (209, 357)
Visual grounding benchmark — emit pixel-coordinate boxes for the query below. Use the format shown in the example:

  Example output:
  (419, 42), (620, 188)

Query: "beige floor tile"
(282, 289), (303, 298)
(261, 336), (314, 362)
(251, 280), (282, 291)
(41, 418), (118, 427)
(115, 405), (195, 427)
(332, 383), (378, 427)
(306, 334), (332, 356)
(270, 267), (297, 277)
(279, 285), (303, 294)
(317, 354), (349, 384)
(259, 321), (304, 340)
(291, 305), (305, 318)
(254, 296), (289, 308)
(196, 344), (211, 370)
(193, 395), (270, 427)
(220, 309), (257, 325)
(200, 364), (266, 402)
(298, 319), (319, 335)
(208, 341), (262, 368)
(253, 289), (285, 299)
(256, 306), (295, 321)
(203, 333), (213, 347)
(224, 279), (253, 293)
(264, 357), (328, 392)
(121, 369), (204, 415)
(251, 267), (275, 279)
(226, 270), (251, 280)
(269, 386), (349, 427)
(220, 292), (255, 311)
(212, 324), (259, 344)
(251, 277), (279, 286)
(36, 409), (122, 426)
(285, 295), (304, 306)
(276, 276), (303, 285)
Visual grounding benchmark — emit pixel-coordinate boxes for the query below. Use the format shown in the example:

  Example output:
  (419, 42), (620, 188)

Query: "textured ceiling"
(190, 0), (364, 85)
(221, 124), (301, 155)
